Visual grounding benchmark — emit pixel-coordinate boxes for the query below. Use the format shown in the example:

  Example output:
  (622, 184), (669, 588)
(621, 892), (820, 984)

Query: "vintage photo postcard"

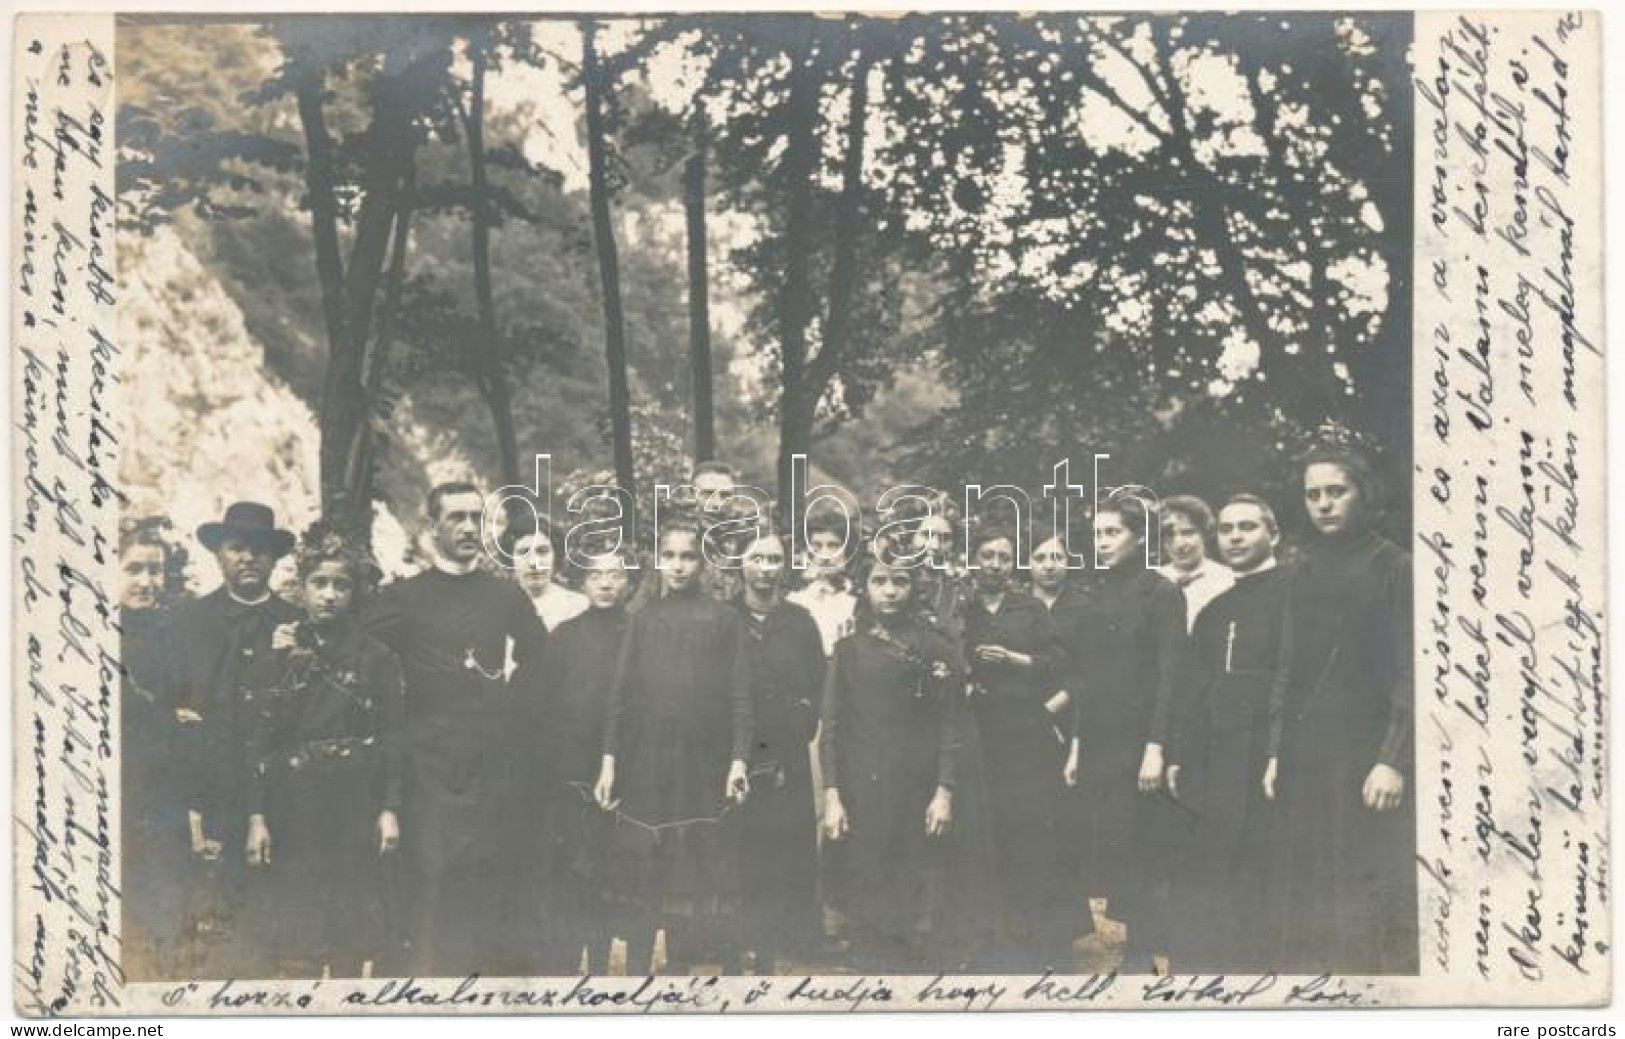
(11, 7), (1608, 1016)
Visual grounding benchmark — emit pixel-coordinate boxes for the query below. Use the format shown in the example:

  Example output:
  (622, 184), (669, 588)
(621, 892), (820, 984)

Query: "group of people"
(119, 439), (1417, 981)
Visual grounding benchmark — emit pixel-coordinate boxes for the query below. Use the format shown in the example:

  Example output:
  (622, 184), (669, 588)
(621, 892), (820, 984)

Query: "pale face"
(865, 562), (915, 616)
(913, 516), (954, 566)
(120, 544), (166, 610)
(1030, 536), (1069, 593)
(1304, 462), (1362, 536)
(694, 471), (735, 516)
(1161, 513), (1207, 573)
(741, 535), (787, 598)
(433, 491), (485, 563)
(1094, 510), (1142, 570)
(580, 559), (630, 610)
(1217, 502), (1277, 572)
(658, 530), (704, 594)
(511, 532), (557, 599)
(804, 529), (848, 581)
(216, 535), (277, 600)
(302, 559), (356, 626)
(972, 536), (1015, 593)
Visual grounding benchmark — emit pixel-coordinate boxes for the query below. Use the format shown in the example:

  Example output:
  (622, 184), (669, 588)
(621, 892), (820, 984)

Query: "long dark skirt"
(737, 760), (819, 967)
(540, 776), (616, 974)
(122, 811), (197, 980)
(1076, 752), (1184, 965)
(822, 719), (997, 973)
(258, 761), (391, 977)
(1172, 676), (1277, 973)
(972, 701), (1073, 970)
(1275, 712), (1418, 975)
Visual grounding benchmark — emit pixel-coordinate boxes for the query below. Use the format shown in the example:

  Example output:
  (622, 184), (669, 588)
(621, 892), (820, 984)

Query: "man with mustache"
(365, 482), (548, 976)
(175, 500), (301, 975)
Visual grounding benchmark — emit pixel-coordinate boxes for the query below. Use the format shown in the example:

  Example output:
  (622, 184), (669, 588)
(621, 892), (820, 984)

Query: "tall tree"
(342, 171), (416, 533)
(684, 96), (716, 462)
(796, 23), (876, 489)
(582, 18), (638, 531)
(462, 24), (521, 485)
(772, 23), (823, 505)
(281, 21), (451, 534)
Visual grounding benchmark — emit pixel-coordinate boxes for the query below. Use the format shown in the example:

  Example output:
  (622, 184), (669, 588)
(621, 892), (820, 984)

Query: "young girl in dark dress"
(1029, 532), (1097, 943)
(818, 541), (968, 971)
(1266, 441), (1416, 974)
(733, 531), (826, 973)
(1066, 493), (1187, 972)
(595, 516), (753, 974)
(244, 530), (404, 978)
(535, 548), (633, 974)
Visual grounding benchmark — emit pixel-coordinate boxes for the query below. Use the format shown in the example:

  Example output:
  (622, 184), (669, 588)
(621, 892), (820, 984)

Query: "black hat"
(197, 501), (295, 556)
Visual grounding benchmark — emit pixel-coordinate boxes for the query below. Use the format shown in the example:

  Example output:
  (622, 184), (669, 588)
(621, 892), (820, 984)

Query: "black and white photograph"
(9, 4), (1610, 1018)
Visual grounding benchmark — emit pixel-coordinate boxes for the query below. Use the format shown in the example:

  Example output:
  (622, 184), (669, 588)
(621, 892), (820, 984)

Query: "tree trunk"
(583, 19), (637, 533)
(295, 38), (421, 536)
(802, 32), (873, 447)
(465, 30), (521, 486)
(775, 25), (822, 506)
(685, 98), (715, 464)
(292, 55), (357, 524)
(343, 176), (415, 537)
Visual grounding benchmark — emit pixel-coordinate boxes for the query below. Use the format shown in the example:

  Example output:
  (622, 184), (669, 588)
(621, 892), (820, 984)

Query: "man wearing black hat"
(174, 501), (301, 975)
(364, 481), (548, 977)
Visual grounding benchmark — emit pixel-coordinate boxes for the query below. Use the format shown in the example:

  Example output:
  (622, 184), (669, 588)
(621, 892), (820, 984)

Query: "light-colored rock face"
(117, 225), (428, 588)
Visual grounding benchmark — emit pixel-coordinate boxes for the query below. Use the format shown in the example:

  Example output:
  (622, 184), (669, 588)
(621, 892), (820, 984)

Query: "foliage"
(118, 12), (1413, 545)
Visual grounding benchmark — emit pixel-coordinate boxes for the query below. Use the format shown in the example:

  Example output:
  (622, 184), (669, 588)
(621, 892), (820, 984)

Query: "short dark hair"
(656, 512), (706, 553)
(1220, 492), (1279, 537)
(967, 523), (1018, 556)
(1160, 495), (1216, 537)
(498, 511), (564, 563)
(427, 481), (481, 521)
(855, 541), (922, 610)
(691, 459), (737, 481)
(1298, 444), (1381, 515)
(1096, 491), (1153, 544)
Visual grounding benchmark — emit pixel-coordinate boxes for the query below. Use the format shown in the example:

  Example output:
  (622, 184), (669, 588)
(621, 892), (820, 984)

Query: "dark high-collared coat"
(243, 615), (405, 971)
(1070, 562), (1187, 955)
(1169, 564), (1289, 971)
(818, 614), (966, 964)
(734, 596), (825, 961)
(963, 588), (1072, 967)
(364, 566), (545, 975)
(1270, 528), (1416, 975)
(601, 587), (753, 920)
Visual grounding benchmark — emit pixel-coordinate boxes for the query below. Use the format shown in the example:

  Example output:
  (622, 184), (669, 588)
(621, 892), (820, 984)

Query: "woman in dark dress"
(1029, 532), (1096, 944)
(963, 527), (1071, 970)
(120, 518), (196, 980)
(1266, 441), (1416, 975)
(733, 531), (826, 973)
(534, 548), (633, 974)
(244, 529), (404, 978)
(819, 543), (967, 972)
(1066, 493), (1187, 971)
(594, 516), (753, 974)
